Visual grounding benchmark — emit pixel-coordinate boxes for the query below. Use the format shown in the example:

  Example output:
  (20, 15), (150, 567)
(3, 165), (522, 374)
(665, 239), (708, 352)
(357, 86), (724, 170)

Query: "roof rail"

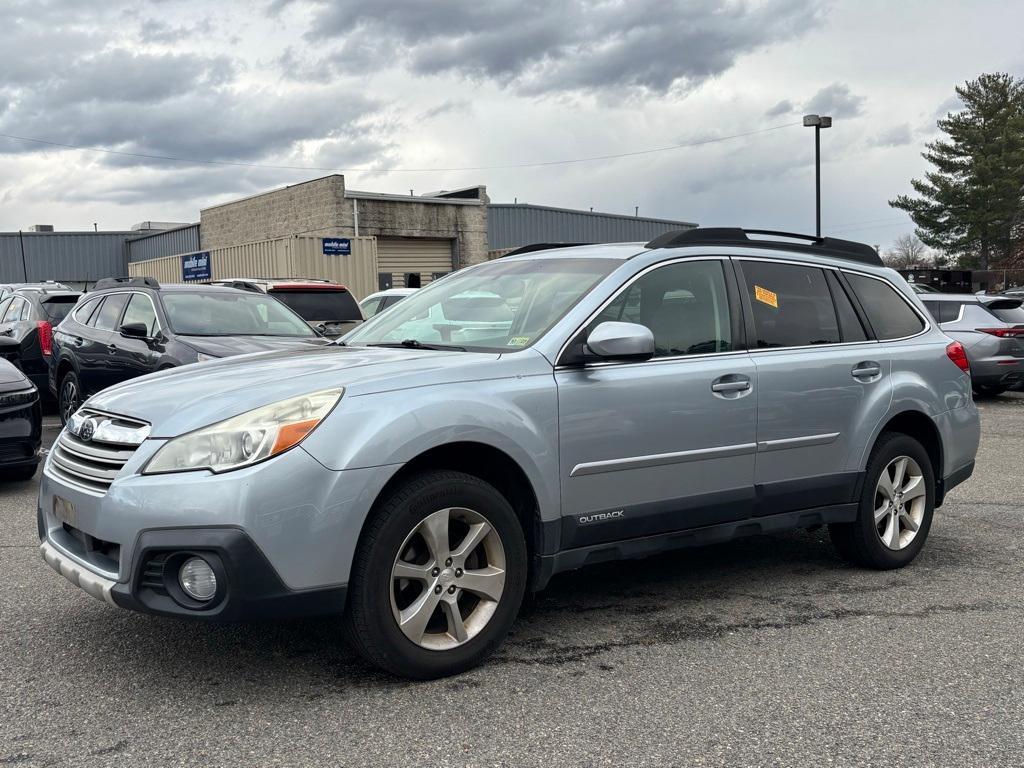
(92, 276), (161, 291)
(644, 227), (883, 267)
(501, 242), (592, 257)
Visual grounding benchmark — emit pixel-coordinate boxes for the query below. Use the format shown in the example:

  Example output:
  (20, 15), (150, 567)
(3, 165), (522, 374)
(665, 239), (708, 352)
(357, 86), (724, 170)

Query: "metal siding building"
(487, 204), (697, 251)
(0, 232), (131, 282)
(127, 223), (200, 263)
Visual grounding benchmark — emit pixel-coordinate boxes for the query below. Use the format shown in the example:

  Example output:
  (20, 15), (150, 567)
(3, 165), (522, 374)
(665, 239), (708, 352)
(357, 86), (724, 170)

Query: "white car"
(359, 288), (419, 317)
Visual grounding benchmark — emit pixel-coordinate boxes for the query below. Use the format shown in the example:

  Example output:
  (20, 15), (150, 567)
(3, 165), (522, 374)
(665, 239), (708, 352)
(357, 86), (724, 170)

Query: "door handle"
(106, 344), (118, 354)
(711, 375), (752, 394)
(852, 361), (881, 380)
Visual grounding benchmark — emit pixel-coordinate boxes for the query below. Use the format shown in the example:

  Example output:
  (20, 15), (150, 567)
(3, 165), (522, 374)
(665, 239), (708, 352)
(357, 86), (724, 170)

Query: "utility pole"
(803, 114), (832, 237)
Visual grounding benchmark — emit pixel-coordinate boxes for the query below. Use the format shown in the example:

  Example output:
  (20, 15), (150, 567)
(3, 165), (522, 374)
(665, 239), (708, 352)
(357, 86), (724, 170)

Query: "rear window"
(271, 289), (362, 323)
(41, 297), (78, 322)
(845, 273), (925, 340)
(985, 303), (1024, 324)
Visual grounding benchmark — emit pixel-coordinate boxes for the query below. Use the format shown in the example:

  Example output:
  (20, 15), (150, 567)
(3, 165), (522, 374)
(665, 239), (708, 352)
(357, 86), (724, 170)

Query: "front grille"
(48, 410), (148, 494)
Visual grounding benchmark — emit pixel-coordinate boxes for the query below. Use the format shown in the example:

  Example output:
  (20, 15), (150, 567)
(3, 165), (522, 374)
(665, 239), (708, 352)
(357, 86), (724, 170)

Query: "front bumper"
(38, 436), (398, 620)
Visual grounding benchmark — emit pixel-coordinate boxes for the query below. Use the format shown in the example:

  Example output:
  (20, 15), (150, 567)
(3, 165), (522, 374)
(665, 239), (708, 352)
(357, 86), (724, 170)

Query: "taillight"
(37, 321), (53, 356)
(977, 327), (1024, 337)
(945, 340), (970, 374)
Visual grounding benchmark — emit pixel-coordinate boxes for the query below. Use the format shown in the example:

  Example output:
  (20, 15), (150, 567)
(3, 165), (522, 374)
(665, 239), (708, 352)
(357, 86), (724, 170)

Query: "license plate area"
(53, 495), (77, 528)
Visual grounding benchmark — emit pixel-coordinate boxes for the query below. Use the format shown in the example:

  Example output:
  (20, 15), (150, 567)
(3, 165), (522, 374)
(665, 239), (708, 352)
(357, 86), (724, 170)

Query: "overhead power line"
(0, 122), (802, 174)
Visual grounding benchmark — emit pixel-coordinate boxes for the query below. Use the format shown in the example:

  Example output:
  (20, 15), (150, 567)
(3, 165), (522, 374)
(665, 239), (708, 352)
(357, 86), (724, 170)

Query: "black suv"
(49, 277), (330, 423)
(0, 286), (81, 395)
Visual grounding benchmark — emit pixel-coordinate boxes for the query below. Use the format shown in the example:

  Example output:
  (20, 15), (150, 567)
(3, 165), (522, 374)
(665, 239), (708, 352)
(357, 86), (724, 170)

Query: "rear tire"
(829, 432), (935, 570)
(58, 370), (82, 426)
(344, 470), (527, 679)
(973, 384), (1006, 397)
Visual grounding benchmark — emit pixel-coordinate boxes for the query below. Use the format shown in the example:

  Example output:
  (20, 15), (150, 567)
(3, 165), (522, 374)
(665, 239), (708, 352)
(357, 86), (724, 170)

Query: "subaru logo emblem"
(79, 419), (96, 442)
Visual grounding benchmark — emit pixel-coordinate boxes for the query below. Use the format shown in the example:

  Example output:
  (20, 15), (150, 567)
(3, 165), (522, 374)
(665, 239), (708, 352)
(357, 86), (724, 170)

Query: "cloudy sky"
(1, 0), (1021, 248)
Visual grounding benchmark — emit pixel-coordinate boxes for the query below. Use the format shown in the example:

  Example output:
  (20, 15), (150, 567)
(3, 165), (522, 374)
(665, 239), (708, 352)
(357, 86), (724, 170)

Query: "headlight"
(143, 388), (343, 475)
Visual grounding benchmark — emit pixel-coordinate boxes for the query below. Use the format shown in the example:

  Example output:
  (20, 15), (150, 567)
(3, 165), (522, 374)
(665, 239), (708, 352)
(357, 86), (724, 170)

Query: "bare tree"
(884, 233), (929, 268)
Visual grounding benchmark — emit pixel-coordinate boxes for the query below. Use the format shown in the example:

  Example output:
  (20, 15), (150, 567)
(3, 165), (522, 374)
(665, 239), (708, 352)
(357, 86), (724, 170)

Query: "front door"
(734, 259), (892, 515)
(555, 257), (757, 549)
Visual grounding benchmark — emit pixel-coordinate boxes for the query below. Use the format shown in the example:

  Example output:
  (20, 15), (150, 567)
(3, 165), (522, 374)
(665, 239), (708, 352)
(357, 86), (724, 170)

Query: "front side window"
(92, 293), (129, 331)
(346, 258), (618, 351)
(588, 260), (733, 357)
(739, 261), (840, 348)
(121, 293), (160, 336)
(845, 273), (925, 340)
(161, 291), (315, 337)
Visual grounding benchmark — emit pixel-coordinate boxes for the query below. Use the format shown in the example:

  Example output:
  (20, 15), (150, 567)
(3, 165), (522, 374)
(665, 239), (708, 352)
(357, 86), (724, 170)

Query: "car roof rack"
(644, 227), (883, 267)
(92, 276), (161, 291)
(502, 243), (592, 257)
(214, 279), (263, 293)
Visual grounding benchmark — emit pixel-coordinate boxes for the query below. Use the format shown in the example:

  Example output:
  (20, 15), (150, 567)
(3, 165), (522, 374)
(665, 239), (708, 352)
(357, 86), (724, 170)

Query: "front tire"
(829, 432), (935, 569)
(345, 470), (527, 679)
(58, 370), (82, 426)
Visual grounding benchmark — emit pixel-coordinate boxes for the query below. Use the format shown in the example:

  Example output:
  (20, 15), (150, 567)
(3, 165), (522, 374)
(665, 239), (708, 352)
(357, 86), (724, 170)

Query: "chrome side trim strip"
(569, 442), (757, 477)
(40, 541), (117, 606)
(756, 432), (841, 452)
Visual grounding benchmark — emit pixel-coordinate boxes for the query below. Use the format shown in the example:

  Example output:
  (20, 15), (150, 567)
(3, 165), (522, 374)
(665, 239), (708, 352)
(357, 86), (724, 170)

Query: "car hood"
(0, 358), (31, 391)
(84, 344), (521, 437)
(179, 335), (330, 357)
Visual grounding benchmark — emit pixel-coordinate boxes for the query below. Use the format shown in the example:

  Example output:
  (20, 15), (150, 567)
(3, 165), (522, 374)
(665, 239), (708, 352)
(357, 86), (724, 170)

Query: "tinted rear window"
(41, 297), (78, 322)
(845, 273), (925, 340)
(271, 289), (362, 323)
(986, 304), (1024, 324)
(921, 301), (964, 324)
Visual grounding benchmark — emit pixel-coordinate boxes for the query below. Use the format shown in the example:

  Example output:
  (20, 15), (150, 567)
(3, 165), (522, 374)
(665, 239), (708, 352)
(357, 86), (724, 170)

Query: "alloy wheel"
(60, 380), (79, 424)
(874, 456), (926, 551)
(390, 507), (506, 651)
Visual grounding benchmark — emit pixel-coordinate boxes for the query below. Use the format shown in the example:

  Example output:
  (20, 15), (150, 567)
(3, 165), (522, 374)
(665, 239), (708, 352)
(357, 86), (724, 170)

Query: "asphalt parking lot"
(2, 397), (1023, 767)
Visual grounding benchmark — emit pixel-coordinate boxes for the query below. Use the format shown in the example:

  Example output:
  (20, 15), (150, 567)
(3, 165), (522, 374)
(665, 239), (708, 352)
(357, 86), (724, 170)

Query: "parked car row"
(35, 227), (981, 680)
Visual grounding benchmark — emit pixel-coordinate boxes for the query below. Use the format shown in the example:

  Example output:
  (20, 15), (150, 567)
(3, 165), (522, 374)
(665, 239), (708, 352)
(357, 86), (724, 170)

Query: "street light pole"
(803, 114), (832, 238)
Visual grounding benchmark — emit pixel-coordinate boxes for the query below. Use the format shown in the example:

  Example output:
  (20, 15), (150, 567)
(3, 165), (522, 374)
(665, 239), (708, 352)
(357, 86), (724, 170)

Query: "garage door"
(377, 238), (453, 290)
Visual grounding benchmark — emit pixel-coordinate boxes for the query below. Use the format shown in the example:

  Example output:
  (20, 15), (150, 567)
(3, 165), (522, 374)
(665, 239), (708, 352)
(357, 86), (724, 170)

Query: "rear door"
(80, 293), (129, 394)
(736, 259), (894, 516)
(556, 257), (757, 548)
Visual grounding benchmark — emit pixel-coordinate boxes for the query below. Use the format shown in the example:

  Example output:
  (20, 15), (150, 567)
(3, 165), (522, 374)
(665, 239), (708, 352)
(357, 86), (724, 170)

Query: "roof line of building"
(344, 189), (482, 205)
(0, 230), (139, 236)
(200, 174), (345, 212)
(489, 202), (697, 227)
(125, 223), (200, 242)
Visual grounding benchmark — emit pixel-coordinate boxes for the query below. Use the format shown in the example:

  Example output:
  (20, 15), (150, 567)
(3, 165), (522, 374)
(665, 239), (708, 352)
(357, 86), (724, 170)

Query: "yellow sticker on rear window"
(507, 336), (530, 346)
(754, 285), (778, 308)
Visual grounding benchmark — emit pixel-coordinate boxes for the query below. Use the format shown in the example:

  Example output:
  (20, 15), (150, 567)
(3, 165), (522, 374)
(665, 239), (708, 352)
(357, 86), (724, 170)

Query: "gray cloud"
(765, 99), (794, 118)
(804, 82), (865, 119)
(290, 0), (824, 96)
(868, 123), (912, 148)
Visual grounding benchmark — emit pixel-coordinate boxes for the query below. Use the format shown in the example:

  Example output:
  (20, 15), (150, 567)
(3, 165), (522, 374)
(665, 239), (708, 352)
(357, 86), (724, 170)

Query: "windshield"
(162, 291), (316, 337)
(272, 289), (362, 323)
(344, 257), (618, 351)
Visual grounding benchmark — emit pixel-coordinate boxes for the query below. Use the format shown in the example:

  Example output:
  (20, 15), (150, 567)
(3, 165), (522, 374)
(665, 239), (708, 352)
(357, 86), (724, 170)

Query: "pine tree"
(890, 73), (1024, 269)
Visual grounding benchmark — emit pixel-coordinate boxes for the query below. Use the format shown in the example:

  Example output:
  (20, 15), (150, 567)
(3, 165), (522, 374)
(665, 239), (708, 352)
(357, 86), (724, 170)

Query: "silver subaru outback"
(38, 228), (980, 679)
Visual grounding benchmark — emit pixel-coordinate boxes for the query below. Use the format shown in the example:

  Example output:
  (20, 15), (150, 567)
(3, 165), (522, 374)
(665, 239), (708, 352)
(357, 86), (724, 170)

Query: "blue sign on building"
(181, 251), (211, 281)
(323, 237), (351, 256)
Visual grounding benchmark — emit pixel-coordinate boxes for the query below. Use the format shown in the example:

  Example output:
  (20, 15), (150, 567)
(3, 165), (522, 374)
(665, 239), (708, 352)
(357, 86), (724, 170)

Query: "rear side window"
(271, 289), (362, 322)
(739, 261), (840, 348)
(921, 301), (963, 324)
(72, 297), (101, 324)
(845, 274), (926, 340)
(826, 272), (867, 342)
(92, 294), (129, 331)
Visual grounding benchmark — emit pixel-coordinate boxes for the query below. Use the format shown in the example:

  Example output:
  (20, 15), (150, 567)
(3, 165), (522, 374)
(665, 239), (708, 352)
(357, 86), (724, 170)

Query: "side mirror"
(585, 321), (655, 361)
(119, 322), (150, 339)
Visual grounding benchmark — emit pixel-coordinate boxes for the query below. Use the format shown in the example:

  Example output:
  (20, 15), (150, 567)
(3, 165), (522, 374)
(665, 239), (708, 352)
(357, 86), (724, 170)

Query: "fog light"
(179, 557), (217, 601)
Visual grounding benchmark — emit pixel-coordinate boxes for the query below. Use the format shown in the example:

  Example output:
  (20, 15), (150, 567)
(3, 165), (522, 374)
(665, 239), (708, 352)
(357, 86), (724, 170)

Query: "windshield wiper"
(366, 339), (467, 351)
